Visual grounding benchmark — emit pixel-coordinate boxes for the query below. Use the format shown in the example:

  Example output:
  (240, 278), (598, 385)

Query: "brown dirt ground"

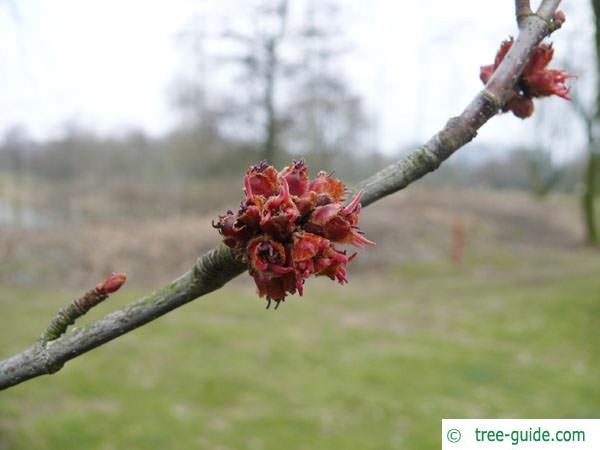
(0, 187), (588, 289)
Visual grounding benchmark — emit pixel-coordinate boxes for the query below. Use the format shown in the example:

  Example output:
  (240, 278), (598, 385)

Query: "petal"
(342, 190), (364, 216)
(350, 229), (376, 248)
(309, 171), (345, 203)
(524, 70), (574, 100)
(524, 43), (554, 75)
(280, 160), (309, 196)
(323, 216), (353, 242)
(309, 204), (343, 227)
(246, 162), (280, 197)
(295, 191), (317, 217)
(292, 232), (329, 262)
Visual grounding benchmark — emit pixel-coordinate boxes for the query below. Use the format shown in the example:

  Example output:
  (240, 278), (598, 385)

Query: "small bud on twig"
(549, 10), (566, 33)
(96, 272), (127, 294)
(41, 272), (127, 343)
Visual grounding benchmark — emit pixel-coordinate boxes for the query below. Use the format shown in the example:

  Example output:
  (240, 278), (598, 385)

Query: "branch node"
(515, 0), (533, 28)
(482, 90), (502, 111)
(37, 343), (63, 375)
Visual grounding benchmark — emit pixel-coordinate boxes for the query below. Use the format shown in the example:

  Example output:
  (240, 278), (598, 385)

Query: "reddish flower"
(305, 191), (375, 248)
(279, 160), (309, 196)
(294, 190), (318, 217)
(480, 35), (574, 118)
(292, 232), (354, 291)
(212, 210), (253, 249)
(251, 270), (297, 306)
(214, 160), (374, 308)
(247, 236), (293, 275)
(259, 179), (300, 238)
(246, 161), (279, 199)
(292, 232), (330, 262)
(480, 38), (512, 86)
(313, 245), (354, 284)
(309, 171), (346, 205)
(522, 43), (573, 100)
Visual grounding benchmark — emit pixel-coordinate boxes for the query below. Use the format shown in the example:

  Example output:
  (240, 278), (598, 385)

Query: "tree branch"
(0, 0), (563, 391)
(1, 246), (246, 390)
(537, 0), (562, 22)
(515, 0), (533, 27)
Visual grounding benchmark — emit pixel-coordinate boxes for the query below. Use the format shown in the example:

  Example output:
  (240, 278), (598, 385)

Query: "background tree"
(567, 0), (600, 245)
(219, 0), (290, 165)
(283, 1), (368, 170)
(171, 0), (369, 169)
(583, 0), (600, 245)
(0, 126), (29, 227)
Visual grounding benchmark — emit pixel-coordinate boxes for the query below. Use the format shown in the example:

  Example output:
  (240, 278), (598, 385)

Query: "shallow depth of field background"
(1, 1), (599, 449)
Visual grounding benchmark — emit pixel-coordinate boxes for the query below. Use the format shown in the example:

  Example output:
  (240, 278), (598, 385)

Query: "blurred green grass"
(1, 252), (599, 450)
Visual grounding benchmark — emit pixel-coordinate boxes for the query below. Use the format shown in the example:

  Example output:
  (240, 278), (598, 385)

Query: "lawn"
(1, 250), (599, 449)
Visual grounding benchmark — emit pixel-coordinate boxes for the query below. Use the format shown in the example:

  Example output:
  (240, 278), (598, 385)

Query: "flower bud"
(96, 272), (127, 294)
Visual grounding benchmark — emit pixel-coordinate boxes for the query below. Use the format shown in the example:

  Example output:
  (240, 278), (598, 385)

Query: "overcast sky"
(0, 0), (593, 161)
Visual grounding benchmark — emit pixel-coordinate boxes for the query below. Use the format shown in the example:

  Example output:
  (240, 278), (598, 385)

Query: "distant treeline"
(0, 123), (586, 195)
(0, 123), (392, 184)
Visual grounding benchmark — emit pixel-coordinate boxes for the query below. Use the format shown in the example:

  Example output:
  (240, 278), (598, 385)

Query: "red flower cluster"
(480, 37), (574, 118)
(213, 161), (374, 308)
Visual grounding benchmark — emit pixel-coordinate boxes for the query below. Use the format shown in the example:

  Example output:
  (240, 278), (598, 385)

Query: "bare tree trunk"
(583, 151), (599, 244)
(585, 0), (600, 245)
(261, 0), (288, 164)
(263, 38), (278, 163)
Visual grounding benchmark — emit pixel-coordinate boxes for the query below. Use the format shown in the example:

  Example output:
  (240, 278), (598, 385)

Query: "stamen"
(244, 176), (255, 202)
(342, 190), (364, 215)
